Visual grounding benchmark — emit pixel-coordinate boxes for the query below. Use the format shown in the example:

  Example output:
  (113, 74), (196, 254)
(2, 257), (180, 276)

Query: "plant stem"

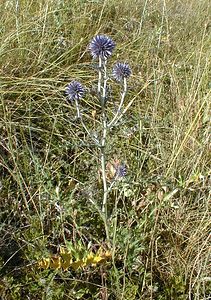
(98, 56), (102, 96)
(75, 98), (81, 119)
(96, 57), (110, 242)
(108, 77), (127, 128)
(101, 107), (108, 215)
(100, 58), (108, 215)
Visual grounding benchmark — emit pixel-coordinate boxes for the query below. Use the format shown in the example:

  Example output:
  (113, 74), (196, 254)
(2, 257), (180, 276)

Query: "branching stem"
(108, 77), (127, 128)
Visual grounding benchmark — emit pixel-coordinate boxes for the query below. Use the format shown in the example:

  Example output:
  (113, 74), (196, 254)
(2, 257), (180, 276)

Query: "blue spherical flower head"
(89, 35), (115, 60)
(112, 62), (131, 82)
(65, 81), (84, 102)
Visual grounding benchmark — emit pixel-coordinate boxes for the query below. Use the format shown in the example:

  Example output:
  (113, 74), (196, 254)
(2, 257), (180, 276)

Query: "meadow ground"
(0, 0), (210, 299)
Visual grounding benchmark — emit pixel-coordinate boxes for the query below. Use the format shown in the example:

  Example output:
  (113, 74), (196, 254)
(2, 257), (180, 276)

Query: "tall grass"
(0, 0), (210, 299)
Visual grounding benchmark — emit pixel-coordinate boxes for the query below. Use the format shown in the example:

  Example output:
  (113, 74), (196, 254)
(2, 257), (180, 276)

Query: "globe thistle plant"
(89, 35), (115, 107)
(112, 62), (131, 82)
(89, 35), (115, 60)
(108, 63), (131, 128)
(65, 81), (84, 102)
(65, 35), (132, 232)
(65, 81), (84, 118)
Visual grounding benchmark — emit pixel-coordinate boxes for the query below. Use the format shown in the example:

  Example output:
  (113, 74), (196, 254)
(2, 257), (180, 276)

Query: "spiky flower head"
(115, 164), (127, 178)
(112, 62), (131, 82)
(89, 35), (115, 60)
(65, 81), (84, 102)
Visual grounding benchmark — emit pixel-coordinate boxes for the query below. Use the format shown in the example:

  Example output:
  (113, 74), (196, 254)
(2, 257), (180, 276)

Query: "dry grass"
(0, 0), (210, 299)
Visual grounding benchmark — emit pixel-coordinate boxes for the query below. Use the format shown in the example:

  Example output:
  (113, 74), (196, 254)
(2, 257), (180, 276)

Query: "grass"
(0, 0), (210, 299)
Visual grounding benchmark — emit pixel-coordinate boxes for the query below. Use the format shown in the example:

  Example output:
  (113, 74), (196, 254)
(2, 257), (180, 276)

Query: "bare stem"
(95, 57), (110, 242)
(102, 59), (108, 106)
(98, 57), (102, 95)
(101, 107), (108, 215)
(75, 98), (81, 119)
(100, 59), (108, 215)
(108, 77), (127, 128)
